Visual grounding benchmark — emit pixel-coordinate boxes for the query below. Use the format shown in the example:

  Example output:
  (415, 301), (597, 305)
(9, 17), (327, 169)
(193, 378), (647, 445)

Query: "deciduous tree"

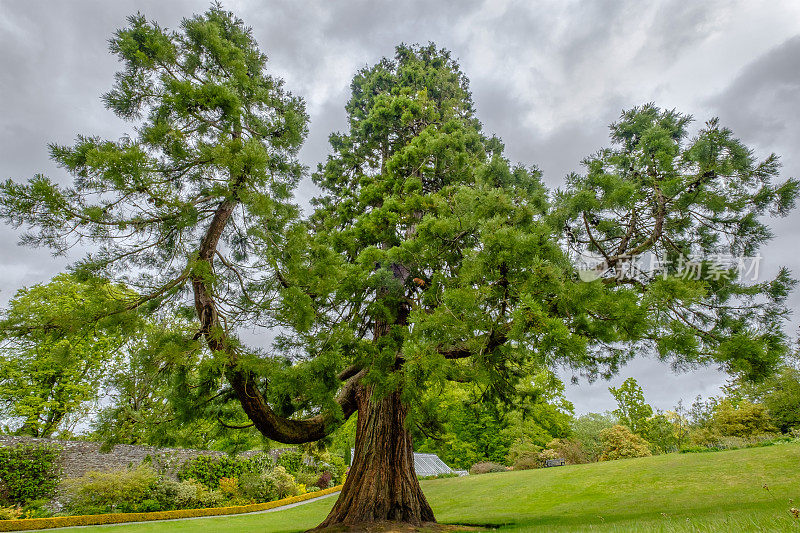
(0, 274), (135, 437)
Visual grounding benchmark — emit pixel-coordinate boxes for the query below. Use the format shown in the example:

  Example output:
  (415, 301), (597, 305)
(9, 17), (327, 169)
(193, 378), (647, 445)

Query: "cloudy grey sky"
(1, 0), (799, 415)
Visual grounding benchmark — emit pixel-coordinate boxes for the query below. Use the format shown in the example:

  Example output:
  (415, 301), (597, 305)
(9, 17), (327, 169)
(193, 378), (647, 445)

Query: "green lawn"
(63, 443), (800, 532)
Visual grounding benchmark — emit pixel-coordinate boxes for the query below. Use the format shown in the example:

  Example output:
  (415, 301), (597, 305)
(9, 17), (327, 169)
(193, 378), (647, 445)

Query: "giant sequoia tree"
(1, 6), (797, 529)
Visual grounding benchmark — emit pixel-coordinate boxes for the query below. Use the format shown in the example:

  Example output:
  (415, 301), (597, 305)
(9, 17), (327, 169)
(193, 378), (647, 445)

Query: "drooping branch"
(190, 193), (360, 444)
(438, 328), (509, 360)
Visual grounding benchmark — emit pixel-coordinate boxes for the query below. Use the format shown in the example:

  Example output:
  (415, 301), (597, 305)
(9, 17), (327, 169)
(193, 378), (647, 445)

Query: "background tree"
(414, 371), (574, 469)
(0, 5), (797, 529)
(665, 399), (690, 449)
(0, 274), (136, 437)
(570, 412), (618, 462)
(725, 363), (800, 433)
(609, 377), (653, 433)
(91, 319), (268, 453)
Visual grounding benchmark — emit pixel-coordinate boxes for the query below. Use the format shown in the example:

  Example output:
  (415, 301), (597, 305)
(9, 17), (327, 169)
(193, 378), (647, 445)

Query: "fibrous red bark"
(316, 384), (435, 529)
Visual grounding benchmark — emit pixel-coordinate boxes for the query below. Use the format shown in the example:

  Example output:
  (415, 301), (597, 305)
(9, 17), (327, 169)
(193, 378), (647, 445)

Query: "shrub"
(0, 444), (62, 505)
(62, 469), (223, 514)
(276, 451), (304, 475)
(641, 413), (678, 454)
(469, 462), (507, 475)
(218, 477), (240, 499)
(538, 448), (561, 463)
(0, 507), (22, 521)
(709, 400), (776, 438)
(172, 479), (222, 509)
(681, 432), (781, 452)
(239, 467), (300, 502)
(246, 453), (275, 474)
(546, 438), (591, 465)
(177, 456), (248, 490)
(239, 472), (277, 503)
(62, 466), (159, 514)
(571, 413), (617, 462)
(512, 448), (562, 470)
(506, 438), (541, 465)
(512, 455), (541, 470)
(599, 425), (652, 461)
(269, 466), (300, 499)
(316, 471), (332, 490)
(688, 427), (719, 447)
(294, 471), (319, 487)
(322, 455), (347, 484)
(20, 499), (50, 519)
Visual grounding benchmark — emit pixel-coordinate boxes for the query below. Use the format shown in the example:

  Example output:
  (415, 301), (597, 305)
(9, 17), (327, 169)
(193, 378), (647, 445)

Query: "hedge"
(0, 485), (342, 531)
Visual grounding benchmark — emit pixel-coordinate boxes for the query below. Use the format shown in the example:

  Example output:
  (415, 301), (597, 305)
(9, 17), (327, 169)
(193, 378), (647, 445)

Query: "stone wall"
(0, 436), (283, 479)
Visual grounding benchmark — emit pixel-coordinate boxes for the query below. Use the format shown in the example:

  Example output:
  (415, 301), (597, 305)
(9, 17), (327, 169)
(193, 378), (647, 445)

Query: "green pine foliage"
(0, 3), (796, 472)
(555, 105), (799, 380)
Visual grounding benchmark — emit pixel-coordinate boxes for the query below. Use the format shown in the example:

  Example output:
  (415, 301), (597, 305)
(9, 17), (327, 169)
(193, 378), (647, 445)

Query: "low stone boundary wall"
(0, 435), (277, 479)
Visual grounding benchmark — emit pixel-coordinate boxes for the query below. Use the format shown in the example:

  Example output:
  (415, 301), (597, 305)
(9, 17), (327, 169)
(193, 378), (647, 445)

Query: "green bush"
(276, 451), (304, 475)
(708, 400), (776, 438)
(63, 468), (227, 515)
(0, 444), (62, 506)
(469, 462), (507, 475)
(512, 448), (563, 470)
(546, 438), (591, 465)
(238, 466), (299, 502)
(294, 471), (318, 487)
(571, 413), (617, 462)
(641, 414), (679, 454)
(246, 453), (275, 474)
(177, 456), (249, 490)
(218, 477), (240, 499)
(0, 506), (22, 521)
(269, 466), (300, 499)
(598, 425), (652, 461)
(681, 432), (782, 453)
(321, 455), (347, 484)
(512, 455), (541, 470)
(506, 438), (541, 466)
(239, 472), (277, 503)
(171, 479), (222, 509)
(62, 466), (159, 514)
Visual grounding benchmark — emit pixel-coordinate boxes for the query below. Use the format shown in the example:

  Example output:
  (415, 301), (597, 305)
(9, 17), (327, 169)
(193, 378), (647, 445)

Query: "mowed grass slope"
(64, 443), (800, 533)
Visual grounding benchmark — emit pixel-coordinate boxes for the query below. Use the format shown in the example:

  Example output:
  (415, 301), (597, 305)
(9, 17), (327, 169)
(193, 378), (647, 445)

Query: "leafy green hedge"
(176, 455), (252, 489)
(0, 485), (342, 531)
(0, 444), (62, 505)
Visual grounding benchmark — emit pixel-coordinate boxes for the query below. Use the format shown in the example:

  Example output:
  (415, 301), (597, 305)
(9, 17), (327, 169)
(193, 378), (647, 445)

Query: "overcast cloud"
(1, 0), (798, 415)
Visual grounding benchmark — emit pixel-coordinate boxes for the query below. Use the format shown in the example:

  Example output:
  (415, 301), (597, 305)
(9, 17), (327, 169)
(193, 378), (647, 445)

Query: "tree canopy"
(0, 5), (797, 527)
(0, 274), (136, 437)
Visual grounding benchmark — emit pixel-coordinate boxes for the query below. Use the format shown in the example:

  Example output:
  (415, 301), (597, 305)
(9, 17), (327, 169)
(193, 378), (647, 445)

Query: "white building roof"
(349, 449), (458, 477)
(413, 452), (454, 477)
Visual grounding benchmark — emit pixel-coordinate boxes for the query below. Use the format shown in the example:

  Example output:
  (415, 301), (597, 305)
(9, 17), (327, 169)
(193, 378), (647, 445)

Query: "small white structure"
(414, 452), (454, 477)
(350, 449), (466, 477)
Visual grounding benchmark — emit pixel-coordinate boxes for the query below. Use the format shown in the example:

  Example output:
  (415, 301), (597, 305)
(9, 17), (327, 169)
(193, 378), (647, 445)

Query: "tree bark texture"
(316, 384), (435, 529)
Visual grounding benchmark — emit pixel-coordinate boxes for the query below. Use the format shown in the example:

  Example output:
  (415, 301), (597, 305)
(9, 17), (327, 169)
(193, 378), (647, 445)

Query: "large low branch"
(191, 190), (360, 444)
(437, 328), (509, 359)
(226, 367), (363, 444)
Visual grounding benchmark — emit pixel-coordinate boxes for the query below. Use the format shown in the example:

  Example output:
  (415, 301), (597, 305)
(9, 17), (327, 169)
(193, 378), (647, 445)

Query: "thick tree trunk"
(315, 384), (435, 529)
